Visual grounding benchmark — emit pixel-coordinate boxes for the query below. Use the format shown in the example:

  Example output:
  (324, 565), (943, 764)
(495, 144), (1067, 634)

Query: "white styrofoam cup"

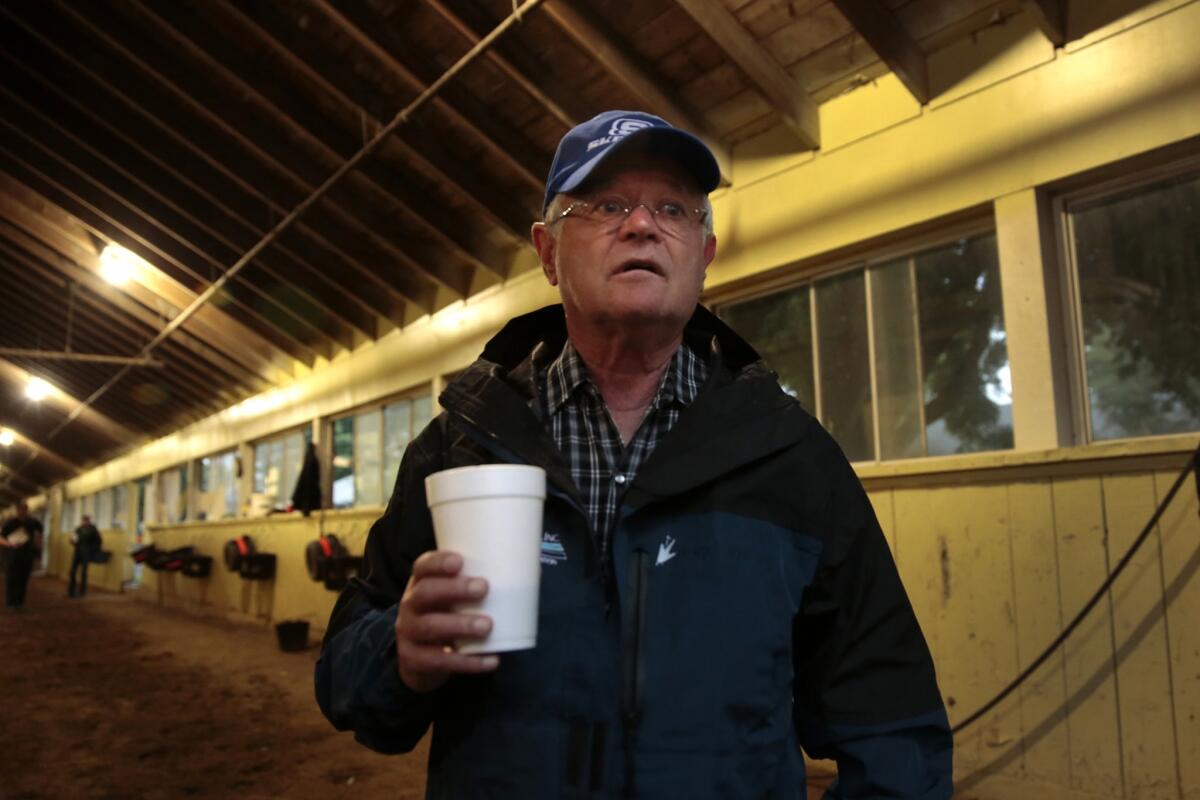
(424, 464), (546, 654)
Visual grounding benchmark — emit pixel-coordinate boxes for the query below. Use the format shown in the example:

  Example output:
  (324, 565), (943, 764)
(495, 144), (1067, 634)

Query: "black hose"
(952, 444), (1200, 735)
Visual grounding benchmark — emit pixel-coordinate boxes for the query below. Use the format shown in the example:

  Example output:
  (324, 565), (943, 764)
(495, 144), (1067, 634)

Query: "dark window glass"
(915, 233), (1012, 455)
(1070, 173), (1200, 439)
(816, 270), (874, 461)
(719, 286), (815, 412)
(331, 417), (355, 508)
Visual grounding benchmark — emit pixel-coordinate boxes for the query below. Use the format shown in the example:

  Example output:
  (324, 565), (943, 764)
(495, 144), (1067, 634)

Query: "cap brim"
(553, 126), (720, 204)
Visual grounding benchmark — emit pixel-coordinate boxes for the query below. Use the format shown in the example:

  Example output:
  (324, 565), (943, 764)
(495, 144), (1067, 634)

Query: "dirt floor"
(0, 575), (426, 800)
(1, 575), (833, 799)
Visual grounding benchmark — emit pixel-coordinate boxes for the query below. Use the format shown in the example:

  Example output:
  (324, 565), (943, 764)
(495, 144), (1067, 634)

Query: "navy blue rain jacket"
(316, 305), (953, 799)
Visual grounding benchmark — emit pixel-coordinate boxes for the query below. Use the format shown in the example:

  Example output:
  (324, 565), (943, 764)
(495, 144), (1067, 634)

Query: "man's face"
(533, 159), (716, 334)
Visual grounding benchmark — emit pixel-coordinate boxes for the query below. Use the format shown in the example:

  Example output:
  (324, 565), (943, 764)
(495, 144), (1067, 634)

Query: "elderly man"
(317, 110), (952, 798)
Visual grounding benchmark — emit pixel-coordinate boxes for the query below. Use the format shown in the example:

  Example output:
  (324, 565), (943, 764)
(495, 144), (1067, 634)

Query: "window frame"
(711, 216), (1006, 464)
(1053, 153), (1200, 445)
(250, 424), (312, 509)
(327, 385), (434, 509)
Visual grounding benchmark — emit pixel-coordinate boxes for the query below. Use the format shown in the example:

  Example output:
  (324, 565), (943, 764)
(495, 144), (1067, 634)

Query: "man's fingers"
(411, 550), (463, 580)
(401, 611), (492, 644)
(404, 574), (488, 613)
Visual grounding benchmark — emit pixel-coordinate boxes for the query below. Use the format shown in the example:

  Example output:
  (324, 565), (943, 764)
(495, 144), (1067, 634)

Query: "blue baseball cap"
(542, 110), (720, 214)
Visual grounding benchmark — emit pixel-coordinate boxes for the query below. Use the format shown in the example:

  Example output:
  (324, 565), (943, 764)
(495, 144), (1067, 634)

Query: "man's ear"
(531, 222), (559, 286)
(702, 233), (717, 274)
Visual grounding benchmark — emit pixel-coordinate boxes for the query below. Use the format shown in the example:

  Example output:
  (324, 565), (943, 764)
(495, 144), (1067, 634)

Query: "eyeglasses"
(552, 197), (707, 237)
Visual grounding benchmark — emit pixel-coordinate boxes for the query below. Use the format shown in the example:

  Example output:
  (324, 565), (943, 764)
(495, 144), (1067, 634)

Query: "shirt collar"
(543, 338), (704, 417)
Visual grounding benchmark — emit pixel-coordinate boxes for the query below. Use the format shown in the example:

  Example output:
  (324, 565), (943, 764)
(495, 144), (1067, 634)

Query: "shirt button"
(613, 473), (627, 485)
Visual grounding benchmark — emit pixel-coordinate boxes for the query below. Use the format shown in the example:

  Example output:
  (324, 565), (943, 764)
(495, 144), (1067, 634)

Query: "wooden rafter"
(674, 0), (819, 150)
(831, 0), (930, 105)
(1023, 0), (1067, 47)
(541, 0), (733, 186)
(0, 359), (138, 446)
(426, 0), (586, 129)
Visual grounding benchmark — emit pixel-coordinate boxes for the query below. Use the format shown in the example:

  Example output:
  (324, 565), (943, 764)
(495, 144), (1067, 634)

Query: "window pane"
(220, 452), (237, 518)
(720, 287), (815, 412)
(384, 399), (413, 498)
(915, 233), (1012, 455)
(254, 444), (269, 494)
(413, 395), (433, 431)
(280, 431), (305, 508)
(161, 468), (182, 524)
(97, 489), (114, 529)
(870, 258), (924, 460)
(113, 485), (127, 529)
(198, 457), (212, 493)
(816, 271), (874, 461)
(355, 409), (384, 507)
(1070, 173), (1200, 439)
(332, 417), (355, 508)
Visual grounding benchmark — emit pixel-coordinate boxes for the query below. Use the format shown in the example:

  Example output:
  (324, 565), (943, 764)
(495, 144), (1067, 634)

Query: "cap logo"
(586, 117), (654, 152)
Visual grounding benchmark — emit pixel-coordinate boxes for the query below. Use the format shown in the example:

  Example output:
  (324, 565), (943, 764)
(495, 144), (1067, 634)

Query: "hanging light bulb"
(25, 376), (52, 402)
(0, 428), (14, 447)
(99, 243), (140, 285)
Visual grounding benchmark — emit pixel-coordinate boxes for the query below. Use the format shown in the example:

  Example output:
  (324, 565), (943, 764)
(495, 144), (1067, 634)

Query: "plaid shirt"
(540, 339), (708, 561)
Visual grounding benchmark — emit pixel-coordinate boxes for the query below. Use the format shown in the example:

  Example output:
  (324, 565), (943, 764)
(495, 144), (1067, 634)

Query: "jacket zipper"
(622, 547), (650, 798)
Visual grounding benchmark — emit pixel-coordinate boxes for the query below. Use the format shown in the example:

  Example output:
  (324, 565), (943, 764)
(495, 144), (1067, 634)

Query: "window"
(1064, 170), (1200, 441)
(160, 465), (188, 523)
(97, 488), (114, 529)
(112, 484), (128, 529)
(721, 231), (1012, 461)
(197, 451), (238, 520)
(61, 497), (78, 533)
(253, 428), (310, 511)
(332, 392), (434, 509)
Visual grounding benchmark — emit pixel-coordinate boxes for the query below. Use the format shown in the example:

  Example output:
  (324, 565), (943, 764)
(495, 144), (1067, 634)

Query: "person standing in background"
(68, 514), (102, 598)
(1, 502), (44, 610)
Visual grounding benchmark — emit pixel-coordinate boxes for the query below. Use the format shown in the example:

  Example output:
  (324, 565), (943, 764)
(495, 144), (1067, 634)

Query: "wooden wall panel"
(866, 487), (897, 553)
(1156, 466), (1200, 800)
(1103, 473), (1180, 799)
(1006, 480), (1070, 785)
(1051, 477), (1124, 796)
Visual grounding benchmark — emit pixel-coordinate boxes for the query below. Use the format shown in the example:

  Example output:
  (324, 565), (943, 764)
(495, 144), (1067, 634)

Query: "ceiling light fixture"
(99, 242), (141, 285)
(25, 376), (52, 402)
(0, 428), (14, 447)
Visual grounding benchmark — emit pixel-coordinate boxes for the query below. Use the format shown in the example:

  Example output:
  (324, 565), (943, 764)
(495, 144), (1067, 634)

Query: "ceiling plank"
(1023, 0), (1067, 47)
(830, 0), (930, 105)
(0, 84), (366, 351)
(0, 359), (139, 447)
(673, 0), (819, 149)
(0, 142), (325, 367)
(541, 0), (733, 185)
(0, 349), (162, 367)
(0, 184), (286, 388)
(427, 0), (585, 129)
(3, 1), (439, 316)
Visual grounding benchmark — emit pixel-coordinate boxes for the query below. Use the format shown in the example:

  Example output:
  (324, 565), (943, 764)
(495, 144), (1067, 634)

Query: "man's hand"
(396, 550), (498, 694)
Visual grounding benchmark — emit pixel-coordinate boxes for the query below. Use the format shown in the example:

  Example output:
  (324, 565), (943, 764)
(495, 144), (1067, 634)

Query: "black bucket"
(275, 620), (309, 652)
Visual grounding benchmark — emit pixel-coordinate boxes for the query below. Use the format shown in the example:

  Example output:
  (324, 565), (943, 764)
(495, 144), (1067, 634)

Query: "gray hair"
(544, 193), (715, 239)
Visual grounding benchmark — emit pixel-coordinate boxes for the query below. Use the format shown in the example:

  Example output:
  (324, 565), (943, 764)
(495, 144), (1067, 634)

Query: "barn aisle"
(0, 577), (427, 800)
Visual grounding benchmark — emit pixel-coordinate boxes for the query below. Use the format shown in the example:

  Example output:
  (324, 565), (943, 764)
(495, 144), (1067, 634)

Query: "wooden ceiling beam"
(0, 24), (423, 325)
(0, 83), (369, 350)
(0, 146), (323, 368)
(124, 0), (495, 291)
(673, 0), (819, 150)
(13, 2), (439, 315)
(0, 267), (243, 419)
(540, 0), (733, 186)
(831, 0), (930, 105)
(306, 0), (546, 191)
(226, 0), (520, 279)
(427, 0), (587, 130)
(0, 359), (139, 447)
(0, 130), (330, 365)
(0, 185), (285, 388)
(1023, 0), (1067, 47)
(0, 224), (273, 394)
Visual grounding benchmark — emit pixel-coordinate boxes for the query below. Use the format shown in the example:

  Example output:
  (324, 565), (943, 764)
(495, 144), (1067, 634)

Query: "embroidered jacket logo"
(540, 532), (566, 566)
(586, 118), (653, 151)
(656, 535), (677, 566)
